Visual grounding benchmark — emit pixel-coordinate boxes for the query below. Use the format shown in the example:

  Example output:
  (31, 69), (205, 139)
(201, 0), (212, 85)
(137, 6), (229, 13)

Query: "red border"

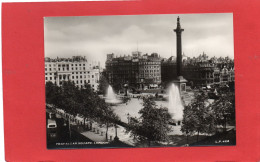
(2, 0), (260, 161)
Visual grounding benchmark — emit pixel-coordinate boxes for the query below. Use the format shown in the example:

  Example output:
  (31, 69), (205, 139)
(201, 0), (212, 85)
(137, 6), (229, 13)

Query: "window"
(92, 75), (94, 78)
(45, 77), (48, 80)
(72, 76), (74, 79)
(79, 64), (81, 66)
(50, 77), (52, 80)
(45, 68), (47, 71)
(76, 72), (78, 74)
(80, 80), (82, 83)
(80, 76), (82, 79)
(76, 76), (78, 79)
(88, 80), (90, 83)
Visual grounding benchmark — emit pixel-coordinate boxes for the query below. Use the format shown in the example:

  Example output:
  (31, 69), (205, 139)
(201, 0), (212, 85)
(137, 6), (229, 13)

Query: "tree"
(81, 83), (110, 129)
(96, 97), (115, 140)
(56, 81), (81, 139)
(111, 75), (124, 93)
(181, 92), (216, 143)
(60, 81), (80, 117)
(127, 97), (172, 146)
(211, 91), (235, 131)
(45, 81), (63, 107)
(97, 73), (109, 95)
(181, 104), (197, 144)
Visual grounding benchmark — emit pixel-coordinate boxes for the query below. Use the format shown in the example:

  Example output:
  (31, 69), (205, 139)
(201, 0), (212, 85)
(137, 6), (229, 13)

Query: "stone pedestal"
(173, 76), (187, 92)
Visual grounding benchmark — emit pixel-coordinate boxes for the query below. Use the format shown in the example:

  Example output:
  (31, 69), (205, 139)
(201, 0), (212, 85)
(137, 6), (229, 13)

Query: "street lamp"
(127, 113), (130, 124)
(124, 83), (128, 96)
(114, 124), (119, 141)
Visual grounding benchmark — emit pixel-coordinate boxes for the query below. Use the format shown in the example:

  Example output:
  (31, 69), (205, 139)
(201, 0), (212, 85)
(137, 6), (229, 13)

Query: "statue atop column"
(173, 17), (187, 92)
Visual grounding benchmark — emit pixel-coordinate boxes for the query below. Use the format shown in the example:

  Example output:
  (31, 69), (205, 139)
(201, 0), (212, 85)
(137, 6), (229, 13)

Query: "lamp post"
(124, 83), (128, 96)
(127, 113), (130, 124)
(114, 124), (119, 141)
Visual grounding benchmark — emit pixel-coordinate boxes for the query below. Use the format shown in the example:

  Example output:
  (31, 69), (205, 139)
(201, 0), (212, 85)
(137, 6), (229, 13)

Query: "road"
(46, 110), (94, 149)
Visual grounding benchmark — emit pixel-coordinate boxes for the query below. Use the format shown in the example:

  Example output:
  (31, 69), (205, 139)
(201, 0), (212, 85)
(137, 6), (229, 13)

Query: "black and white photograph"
(44, 13), (235, 149)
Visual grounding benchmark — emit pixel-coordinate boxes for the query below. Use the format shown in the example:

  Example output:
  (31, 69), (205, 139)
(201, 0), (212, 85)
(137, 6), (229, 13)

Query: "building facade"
(161, 53), (235, 87)
(105, 51), (161, 89)
(45, 56), (101, 91)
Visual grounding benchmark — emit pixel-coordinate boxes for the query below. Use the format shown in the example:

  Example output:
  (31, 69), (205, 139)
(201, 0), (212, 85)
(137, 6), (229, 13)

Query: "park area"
(46, 81), (236, 148)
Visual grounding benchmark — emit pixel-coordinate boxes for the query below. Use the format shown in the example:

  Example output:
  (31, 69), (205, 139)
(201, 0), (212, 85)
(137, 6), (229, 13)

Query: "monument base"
(173, 76), (187, 92)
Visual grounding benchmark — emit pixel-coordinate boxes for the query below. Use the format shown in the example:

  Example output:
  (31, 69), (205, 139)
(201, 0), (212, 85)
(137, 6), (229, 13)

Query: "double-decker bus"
(47, 119), (57, 140)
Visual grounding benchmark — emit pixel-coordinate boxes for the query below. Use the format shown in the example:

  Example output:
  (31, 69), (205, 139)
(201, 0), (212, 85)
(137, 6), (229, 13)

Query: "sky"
(44, 13), (234, 67)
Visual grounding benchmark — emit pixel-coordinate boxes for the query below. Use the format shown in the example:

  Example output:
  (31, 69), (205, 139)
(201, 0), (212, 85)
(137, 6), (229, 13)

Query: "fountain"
(168, 83), (184, 123)
(105, 85), (121, 104)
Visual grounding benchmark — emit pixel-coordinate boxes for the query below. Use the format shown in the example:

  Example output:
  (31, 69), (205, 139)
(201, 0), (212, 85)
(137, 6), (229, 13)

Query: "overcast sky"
(44, 13), (234, 67)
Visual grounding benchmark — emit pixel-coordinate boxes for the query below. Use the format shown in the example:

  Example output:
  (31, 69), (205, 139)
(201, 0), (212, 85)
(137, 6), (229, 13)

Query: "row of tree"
(45, 81), (119, 141)
(181, 90), (235, 144)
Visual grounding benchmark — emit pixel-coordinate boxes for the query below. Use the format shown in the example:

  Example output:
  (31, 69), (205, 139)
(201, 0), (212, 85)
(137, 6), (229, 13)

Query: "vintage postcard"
(44, 13), (235, 149)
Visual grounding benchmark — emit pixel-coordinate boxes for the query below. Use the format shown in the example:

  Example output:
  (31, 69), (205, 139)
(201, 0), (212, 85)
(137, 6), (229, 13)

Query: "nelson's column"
(173, 17), (187, 91)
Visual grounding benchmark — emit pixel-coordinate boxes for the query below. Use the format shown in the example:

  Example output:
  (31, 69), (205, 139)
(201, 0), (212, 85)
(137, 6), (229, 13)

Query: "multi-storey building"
(161, 53), (234, 87)
(105, 51), (161, 89)
(45, 56), (101, 91)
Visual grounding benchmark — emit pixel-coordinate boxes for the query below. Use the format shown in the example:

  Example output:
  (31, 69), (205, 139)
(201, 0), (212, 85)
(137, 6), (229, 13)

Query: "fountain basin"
(105, 98), (122, 104)
(105, 85), (122, 104)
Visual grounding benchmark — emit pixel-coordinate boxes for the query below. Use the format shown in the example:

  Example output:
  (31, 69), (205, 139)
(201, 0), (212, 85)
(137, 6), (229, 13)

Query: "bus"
(47, 119), (57, 139)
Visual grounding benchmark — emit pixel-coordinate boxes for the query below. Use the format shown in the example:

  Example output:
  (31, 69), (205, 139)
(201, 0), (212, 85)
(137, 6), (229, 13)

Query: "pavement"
(53, 108), (136, 145)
